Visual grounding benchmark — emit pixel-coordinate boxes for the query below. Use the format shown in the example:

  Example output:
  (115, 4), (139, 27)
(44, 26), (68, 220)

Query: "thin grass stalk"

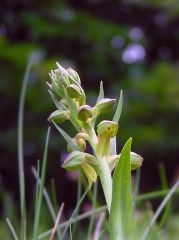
(136, 188), (179, 201)
(71, 171), (82, 236)
(34, 161), (40, 219)
(93, 212), (106, 240)
(50, 179), (58, 214)
(38, 206), (107, 239)
(141, 179), (179, 240)
(70, 224), (73, 240)
(61, 189), (89, 238)
(158, 163), (171, 229)
(38, 184), (179, 239)
(6, 218), (19, 240)
(32, 167), (61, 239)
(49, 203), (64, 240)
(18, 56), (33, 239)
(87, 181), (98, 240)
(33, 127), (51, 240)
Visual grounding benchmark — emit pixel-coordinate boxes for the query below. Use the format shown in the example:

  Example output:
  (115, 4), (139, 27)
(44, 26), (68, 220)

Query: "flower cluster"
(47, 63), (143, 200)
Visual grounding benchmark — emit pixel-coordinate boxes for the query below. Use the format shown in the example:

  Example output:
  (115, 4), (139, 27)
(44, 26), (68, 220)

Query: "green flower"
(48, 110), (70, 124)
(94, 98), (116, 114)
(62, 151), (98, 189)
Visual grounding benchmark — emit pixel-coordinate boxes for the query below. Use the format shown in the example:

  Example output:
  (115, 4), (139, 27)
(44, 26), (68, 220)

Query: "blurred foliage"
(0, 0), (179, 220)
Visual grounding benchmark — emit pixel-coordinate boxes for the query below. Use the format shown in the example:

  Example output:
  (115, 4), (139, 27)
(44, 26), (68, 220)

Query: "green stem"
(97, 156), (112, 212)
(84, 122), (112, 212)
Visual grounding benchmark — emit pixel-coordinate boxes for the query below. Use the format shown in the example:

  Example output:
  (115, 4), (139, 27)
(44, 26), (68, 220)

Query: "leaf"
(113, 90), (123, 123)
(48, 90), (67, 110)
(96, 81), (104, 104)
(109, 138), (132, 240)
(53, 122), (81, 151)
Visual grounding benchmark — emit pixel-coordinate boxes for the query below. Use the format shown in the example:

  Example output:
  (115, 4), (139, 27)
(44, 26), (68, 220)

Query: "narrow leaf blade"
(53, 122), (81, 151)
(96, 81), (104, 104)
(109, 137), (132, 240)
(113, 90), (123, 123)
(48, 90), (67, 110)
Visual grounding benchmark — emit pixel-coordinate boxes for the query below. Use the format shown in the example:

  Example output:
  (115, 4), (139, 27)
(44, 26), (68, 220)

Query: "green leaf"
(109, 137), (132, 240)
(96, 81), (104, 104)
(113, 90), (123, 123)
(53, 122), (81, 151)
(48, 90), (67, 110)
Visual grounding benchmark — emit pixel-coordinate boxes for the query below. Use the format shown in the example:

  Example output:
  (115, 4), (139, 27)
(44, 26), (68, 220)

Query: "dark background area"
(0, 0), (179, 230)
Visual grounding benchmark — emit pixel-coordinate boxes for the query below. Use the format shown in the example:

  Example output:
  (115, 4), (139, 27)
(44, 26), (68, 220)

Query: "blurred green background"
(0, 0), (179, 231)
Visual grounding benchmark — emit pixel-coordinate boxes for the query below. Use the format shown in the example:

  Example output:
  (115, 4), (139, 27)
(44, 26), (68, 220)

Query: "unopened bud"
(78, 105), (93, 121)
(95, 98), (116, 114)
(48, 110), (70, 123)
(67, 68), (81, 85)
(97, 120), (118, 138)
(130, 152), (143, 170)
(66, 84), (83, 99)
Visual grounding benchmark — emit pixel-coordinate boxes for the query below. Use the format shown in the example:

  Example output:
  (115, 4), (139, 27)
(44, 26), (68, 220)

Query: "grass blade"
(38, 206), (107, 239)
(141, 179), (179, 240)
(49, 203), (64, 240)
(71, 171), (82, 235)
(158, 163), (171, 228)
(34, 160), (40, 218)
(6, 218), (19, 240)
(61, 189), (89, 238)
(53, 121), (81, 151)
(50, 179), (58, 214)
(48, 90), (67, 110)
(136, 188), (179, 201)
(96, 81), (104, 103)
(32, 166), (62, 239)
(109, 137), (132, 240)
(87, 181), (98, 240)
(33, 127), (51, 239)
(18, 55), (34, 239)
(93, 212), (106, 240)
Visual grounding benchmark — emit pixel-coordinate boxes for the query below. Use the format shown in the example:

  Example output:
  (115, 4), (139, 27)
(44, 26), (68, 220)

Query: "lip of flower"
(97, 120), (118, 138)
(77, 105), (93, 122)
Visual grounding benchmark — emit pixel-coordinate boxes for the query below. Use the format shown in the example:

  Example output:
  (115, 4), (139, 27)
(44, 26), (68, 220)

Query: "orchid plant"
(47, 62), (143, 240)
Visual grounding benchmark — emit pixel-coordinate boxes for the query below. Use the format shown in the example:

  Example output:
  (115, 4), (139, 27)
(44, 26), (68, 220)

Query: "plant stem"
(85, 123), (112, 212)
(97, 156), (112, 212)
